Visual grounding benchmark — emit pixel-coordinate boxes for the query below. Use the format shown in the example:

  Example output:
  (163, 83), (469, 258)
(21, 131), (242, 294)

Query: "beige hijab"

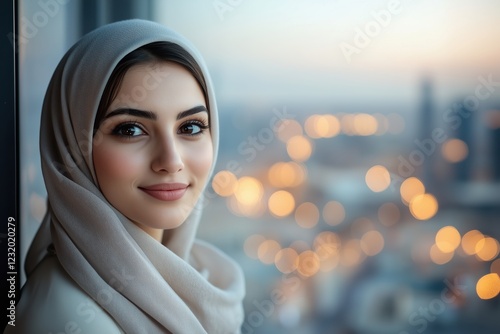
(25, 19), (245, 333)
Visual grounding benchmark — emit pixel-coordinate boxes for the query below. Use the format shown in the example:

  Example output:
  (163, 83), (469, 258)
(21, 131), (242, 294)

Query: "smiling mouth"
(138, 183), (188, 201)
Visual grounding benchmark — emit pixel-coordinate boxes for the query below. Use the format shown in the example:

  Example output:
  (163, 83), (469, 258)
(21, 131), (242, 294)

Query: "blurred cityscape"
(198, 77), (500, 334)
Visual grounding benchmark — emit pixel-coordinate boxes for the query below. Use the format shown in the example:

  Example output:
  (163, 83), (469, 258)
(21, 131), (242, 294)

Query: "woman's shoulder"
(4, 254), (123, 334)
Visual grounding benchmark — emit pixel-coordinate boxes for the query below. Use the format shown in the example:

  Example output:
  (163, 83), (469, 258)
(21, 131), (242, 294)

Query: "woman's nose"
(151, 137), (184, 173)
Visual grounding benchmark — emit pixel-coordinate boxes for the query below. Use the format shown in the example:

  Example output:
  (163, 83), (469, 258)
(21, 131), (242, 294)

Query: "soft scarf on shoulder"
(25, 19), (245, 334)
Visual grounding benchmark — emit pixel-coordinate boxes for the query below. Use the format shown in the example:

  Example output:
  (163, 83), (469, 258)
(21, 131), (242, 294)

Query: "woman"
(7, 19), (245, 333)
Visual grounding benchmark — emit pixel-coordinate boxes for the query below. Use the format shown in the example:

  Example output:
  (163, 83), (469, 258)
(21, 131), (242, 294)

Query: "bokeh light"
(441, 138), (469, 163)
(476, 273), (500, 300)
(429, 244), (454, 265)
(461, 230), (485, 255)
(258, 239), (281, 265)
(435, 226), (461, 253)
(274, 248), (299, 274)
(373, 113), (389, 135)
(353, 113), (378, 136)
(294, 202), (320, 229)
(409, 193), (438, 220)
(360, 230), (385, 256)
(304, 114), (340, 138)
(377, 202), (400, 226)
(244, 234), (266, 259)
(268, 190), (296, 217)
(297, 250), (320, 277)
(286, 135), (313, 162)
(268, 161), (306, 188)
(400, 177), (425, 206)
(314, 231), (341, 260)
(212, 170), (238, 197)
(475, 237), (500, 261)
(365, 165), (391, 192)
(341, 239), (365, 267)
(275, 119), (303, 143)
(234, 176), (264, 206)
(322, 200), (346, 226)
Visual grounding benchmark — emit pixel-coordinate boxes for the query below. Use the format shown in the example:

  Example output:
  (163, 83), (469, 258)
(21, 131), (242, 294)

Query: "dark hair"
(94, 41), (208, 133)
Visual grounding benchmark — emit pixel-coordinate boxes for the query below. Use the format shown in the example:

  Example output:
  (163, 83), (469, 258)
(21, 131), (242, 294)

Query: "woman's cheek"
(190, 141), (213, 180)
(94, 143), (145, 183)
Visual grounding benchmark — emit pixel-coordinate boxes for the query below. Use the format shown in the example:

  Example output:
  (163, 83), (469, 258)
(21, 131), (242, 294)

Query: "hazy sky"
(155, 0), (500, 105)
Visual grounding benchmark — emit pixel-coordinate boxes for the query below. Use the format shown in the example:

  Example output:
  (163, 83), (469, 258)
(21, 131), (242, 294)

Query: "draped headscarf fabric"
(25, 19), (245, 333)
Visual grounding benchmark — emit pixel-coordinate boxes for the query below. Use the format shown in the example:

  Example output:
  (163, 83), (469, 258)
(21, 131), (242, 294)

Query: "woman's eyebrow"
(176, 105), (208, 120)
(104, 105), (208, 121)
(105, 108), (157, 120)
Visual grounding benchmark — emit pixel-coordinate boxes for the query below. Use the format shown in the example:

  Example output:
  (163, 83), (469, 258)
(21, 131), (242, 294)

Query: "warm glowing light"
(441, 138), (468, 163)
(475, 237), (500, 261)
(306, 114), (341, 138)
(286, 135), (313, 162)
(461, 230), (484, 255)
(340, 114), (355, 135)
(400, 177), (425, 205)
(212, 170), (238, 197)
(322, 114), (341, 138)
(314, 231), (341, 260)
(304, 114), (322, 139)
(268, 161), (306, 188)
(476, 273), (500, 300)
(435, 226), (461, 253)
(268, 190), (295, 217)
(297, 250), (320, 277)
(274, 248), (299, 274)
(322, 200), (345, 226)
(365, 165), (391, 192)
(409, 193), (438, 220)
(294, 202), (319, 229)
(257, 239), (281, 265)
(244, 234), (266, 259)
(353, 113), (378, 136)
(360, 230), (385, 256)
(377, 202), (400, 226)
(234, 177), (263, 206)
(491, 259), (500, 275)
(341, 239), (364, 267)
(227, 195), (265, 218)
(276, 119), (303, 142)
(429, 244), (454, 265)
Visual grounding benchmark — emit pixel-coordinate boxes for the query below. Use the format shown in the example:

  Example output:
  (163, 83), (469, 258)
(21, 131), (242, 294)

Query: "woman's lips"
(139, 183), (188, 201)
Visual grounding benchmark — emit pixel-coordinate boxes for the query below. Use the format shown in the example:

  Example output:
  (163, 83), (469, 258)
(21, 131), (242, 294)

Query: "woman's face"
(93, 62), (213, 241)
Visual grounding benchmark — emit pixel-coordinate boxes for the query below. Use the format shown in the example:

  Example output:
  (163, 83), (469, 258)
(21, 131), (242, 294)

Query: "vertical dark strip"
(0, 0), (18, 331)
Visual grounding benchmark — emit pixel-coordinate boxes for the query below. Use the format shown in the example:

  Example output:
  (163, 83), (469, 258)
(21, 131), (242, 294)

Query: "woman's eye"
(178, 121), (208, 136)
(112, 123), (145, 137)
